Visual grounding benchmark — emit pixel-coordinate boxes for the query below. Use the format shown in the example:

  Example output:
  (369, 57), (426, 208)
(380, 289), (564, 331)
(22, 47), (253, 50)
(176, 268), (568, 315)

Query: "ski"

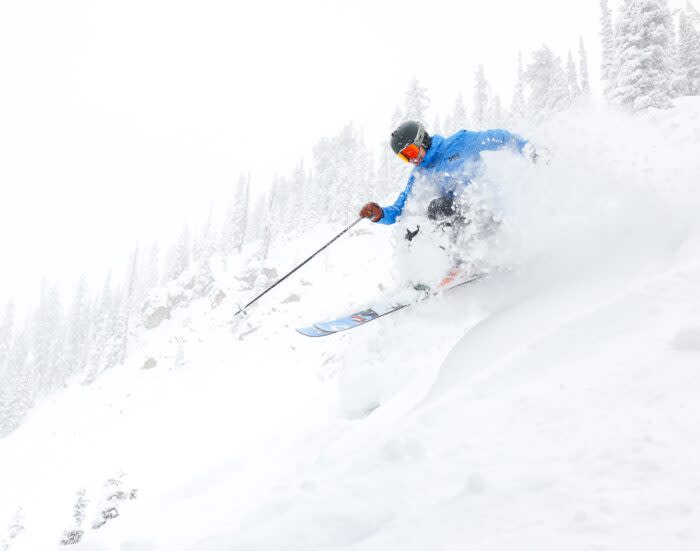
(296, 272), (486, 337)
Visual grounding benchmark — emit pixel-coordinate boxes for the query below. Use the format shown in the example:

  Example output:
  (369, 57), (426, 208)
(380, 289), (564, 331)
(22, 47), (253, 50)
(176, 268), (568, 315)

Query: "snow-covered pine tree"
(198, 209), (216, 262)
(579, 37), (592, 96)
(288, 161), (308, 232)
(442, 113), (453, 136)
(0, 302), (12, 372)
(472, 65), (489, 129)
(267, 175), (289, 241)
(687, 0), (700, 26)
(678, 9), (700, 94)
(403, 78), (429, 122)
(524, 45), (570, 117)
(511, 51), (527, 121)
(610, 0), (674, 110)
(432, 114), (442, 136)
(63, 277), (90, 379)
(567, 50), (582, 101)
(452, 93), (469, 132)
(487, 90), (504, 127)
(219, 202), (237, 260)
(601, 0), (617, 96)
(248, 193), (269, 246)
(312, 124), (366, 225)
(32, 283), (64, 394)
(259, 188), (275, 260)
(110, 290), (129, 369)
(172, 225), (191, 280)
(348, 134), (373, 224)
(145, 242), (160, 294)
(0, 304), (11, 429)
(83, 276), (113, 385)
(233, 174), (250, 251)
(1, 331), (32, 436)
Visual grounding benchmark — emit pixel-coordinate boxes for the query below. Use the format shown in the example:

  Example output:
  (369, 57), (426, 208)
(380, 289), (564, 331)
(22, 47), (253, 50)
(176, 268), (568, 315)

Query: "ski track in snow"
(2, 100), (700, 550)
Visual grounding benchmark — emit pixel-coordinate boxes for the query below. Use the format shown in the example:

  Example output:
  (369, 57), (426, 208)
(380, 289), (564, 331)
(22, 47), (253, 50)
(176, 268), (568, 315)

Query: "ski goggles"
(397, 143), (421, 162)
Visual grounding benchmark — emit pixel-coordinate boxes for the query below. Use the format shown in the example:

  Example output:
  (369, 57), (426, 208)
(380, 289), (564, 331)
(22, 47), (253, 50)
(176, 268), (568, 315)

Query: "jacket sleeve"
(378, 173), (416, 225)
(477, 129), (528, 154)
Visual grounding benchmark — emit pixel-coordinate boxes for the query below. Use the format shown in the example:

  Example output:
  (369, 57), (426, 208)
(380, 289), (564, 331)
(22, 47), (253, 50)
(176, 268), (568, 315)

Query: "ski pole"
(235, 217), (364, 316)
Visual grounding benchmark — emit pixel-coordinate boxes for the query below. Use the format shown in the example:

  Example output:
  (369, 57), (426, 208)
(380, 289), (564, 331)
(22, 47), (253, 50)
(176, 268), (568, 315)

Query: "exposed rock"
(143, 304), (170, 330)
(142, 262), (216, 329)
(142, 358), (157, 370)
(211, 289), (226, 309)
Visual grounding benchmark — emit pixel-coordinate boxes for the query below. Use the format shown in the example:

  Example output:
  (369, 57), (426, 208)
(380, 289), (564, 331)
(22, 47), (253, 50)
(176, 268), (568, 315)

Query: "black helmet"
(390, 121), (432, 155)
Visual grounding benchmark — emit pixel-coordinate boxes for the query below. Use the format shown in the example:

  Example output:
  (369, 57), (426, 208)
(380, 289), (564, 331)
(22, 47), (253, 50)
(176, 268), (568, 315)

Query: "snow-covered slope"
(2, 100), (700, 551)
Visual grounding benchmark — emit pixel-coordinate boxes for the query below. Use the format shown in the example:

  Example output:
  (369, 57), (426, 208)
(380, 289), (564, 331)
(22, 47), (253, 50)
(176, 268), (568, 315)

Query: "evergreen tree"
(268, 174), (290, 238)
(0, 302), (13, 372)
(32, 282), (64, 394)
(1, 331), (32, 436)
(64, 277), (90, 378)
(220, 202), (237, 258)
(452, 93), (469, 131)
(432, 114), (443, 136)
(312, 124), (368, 225)
(403, 78), (429, 122)
(687, 0), (700, 26)
(110, 290), (129, 369)
(169, 225), (191, 280)
(84, 276), (113, 384)
(198, 209), (215, 262)
(249, 193), (269, 244)
(601, 0), (617, 95)
(567, 50), (582, 100)
(288, 162), (308, 232)
(524, 45), (570, 117)
(678, 9), (700, 93)
(442, 113), (453, 135)
(391, 106), (403, 128)
(259, 189), (275, 260)
(511, 51), (527, 120)
(472, 65), (489, 128)
(579, 37), (592, 96)
(487, 91), (504, 127)
(233, 174), (250, 250)
(610, 0), (674, 110)
(145, 243), (160, 294)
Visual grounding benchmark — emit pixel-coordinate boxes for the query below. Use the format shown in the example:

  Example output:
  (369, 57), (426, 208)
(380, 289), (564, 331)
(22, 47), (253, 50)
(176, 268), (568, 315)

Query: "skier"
(359, 120), (536, 287)
(359, 120), (533, 226)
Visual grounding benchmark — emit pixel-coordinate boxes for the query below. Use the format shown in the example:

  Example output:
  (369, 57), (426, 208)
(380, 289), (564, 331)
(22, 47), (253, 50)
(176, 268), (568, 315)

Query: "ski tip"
(296, 325), (335, 337)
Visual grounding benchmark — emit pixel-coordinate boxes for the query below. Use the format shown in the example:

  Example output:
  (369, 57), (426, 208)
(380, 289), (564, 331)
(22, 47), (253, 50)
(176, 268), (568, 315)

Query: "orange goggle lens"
(398, 143), (420, 162)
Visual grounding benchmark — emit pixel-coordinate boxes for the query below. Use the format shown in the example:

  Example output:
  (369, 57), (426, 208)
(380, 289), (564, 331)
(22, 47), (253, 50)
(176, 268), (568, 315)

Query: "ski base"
(296, 273), (485, 338)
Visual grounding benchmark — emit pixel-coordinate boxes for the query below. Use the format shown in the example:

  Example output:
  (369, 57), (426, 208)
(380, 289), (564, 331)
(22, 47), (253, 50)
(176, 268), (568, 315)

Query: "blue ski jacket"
(378, 129), (528, 225)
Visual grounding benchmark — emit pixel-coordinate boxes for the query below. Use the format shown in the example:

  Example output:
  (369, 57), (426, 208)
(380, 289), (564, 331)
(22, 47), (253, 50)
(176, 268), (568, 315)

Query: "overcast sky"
(0, 0), (687, 314)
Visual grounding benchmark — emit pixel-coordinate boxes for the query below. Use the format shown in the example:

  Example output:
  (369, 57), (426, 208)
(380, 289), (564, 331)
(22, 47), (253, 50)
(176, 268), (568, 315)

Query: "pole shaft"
(237, 217), (363, 314)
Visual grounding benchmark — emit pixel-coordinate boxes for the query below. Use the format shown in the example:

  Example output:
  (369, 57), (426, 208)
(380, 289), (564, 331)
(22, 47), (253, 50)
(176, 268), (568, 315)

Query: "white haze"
(0, 0), (611, 313)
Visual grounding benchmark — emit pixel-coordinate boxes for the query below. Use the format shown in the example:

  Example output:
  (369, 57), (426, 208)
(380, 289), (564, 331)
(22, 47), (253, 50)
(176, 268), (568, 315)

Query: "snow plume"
(485, 101), (698, 285)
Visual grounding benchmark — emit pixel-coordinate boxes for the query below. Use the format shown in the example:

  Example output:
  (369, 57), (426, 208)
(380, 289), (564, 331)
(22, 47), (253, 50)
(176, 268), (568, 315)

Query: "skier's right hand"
(359, 202), (383, 223)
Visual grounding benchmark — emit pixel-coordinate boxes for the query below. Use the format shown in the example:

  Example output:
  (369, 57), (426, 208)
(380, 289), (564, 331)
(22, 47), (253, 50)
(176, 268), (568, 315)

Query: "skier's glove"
(359, 202), (383, 223)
